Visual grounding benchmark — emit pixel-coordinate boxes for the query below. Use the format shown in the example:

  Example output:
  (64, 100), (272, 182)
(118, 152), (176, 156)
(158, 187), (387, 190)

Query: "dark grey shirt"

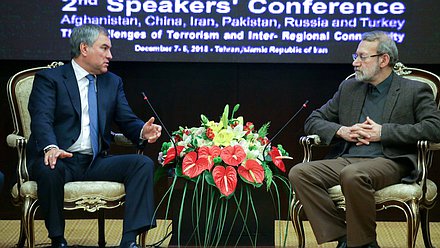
(344, 73), (393, 158)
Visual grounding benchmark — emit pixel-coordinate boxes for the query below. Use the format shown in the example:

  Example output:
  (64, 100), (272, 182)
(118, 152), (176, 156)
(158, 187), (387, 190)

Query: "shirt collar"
(373, 72), (393, 94)
(71, 59), (91, 81)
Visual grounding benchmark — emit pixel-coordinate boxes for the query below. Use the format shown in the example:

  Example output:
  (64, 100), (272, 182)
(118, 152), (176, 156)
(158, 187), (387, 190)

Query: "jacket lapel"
(350, 82), (369, 123)
(96, 75), (108, 134)
(62, 64), (81, 116)
(383, 75), (401, 122)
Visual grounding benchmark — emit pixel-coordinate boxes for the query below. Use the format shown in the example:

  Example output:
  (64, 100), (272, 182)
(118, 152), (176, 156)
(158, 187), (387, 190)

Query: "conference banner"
(0, 0), (438, 63)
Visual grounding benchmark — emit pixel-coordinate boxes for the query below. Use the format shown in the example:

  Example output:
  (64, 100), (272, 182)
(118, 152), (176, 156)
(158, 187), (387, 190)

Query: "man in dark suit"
(289, 30), (440, 248)
(27, 24), (162, 248)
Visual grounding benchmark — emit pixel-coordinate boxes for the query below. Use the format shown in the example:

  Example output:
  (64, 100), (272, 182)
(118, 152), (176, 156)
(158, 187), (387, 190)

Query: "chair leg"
(17, 213), (26, 248)
(420, 208), (434, 248)
(405, 201), (420, 248)
(98, 210), (106, 248)
(290, 198), (306, 248)
(22, 197), (39, 248)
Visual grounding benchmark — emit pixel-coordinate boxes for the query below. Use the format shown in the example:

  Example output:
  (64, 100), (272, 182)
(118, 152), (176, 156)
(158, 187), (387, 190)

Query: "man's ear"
(380, 54), (390, 68)
(80, 42), (88, 57)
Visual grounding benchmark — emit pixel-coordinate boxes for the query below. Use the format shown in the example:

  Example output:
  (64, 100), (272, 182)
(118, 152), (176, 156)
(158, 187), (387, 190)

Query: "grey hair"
(70, 24), (109, 58)
(361, 30), (399, 67)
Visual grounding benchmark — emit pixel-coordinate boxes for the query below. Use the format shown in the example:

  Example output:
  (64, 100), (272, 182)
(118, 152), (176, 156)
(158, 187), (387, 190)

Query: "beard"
(355, 63), (381, 82)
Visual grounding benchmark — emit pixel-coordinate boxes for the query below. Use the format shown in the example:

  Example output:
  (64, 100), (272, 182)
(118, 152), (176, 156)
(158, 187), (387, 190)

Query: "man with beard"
(289, 30), (440, 248)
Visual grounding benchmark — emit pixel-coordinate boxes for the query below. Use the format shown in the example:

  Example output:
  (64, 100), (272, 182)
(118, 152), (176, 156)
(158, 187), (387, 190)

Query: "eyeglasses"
(352, 53), (384, 61)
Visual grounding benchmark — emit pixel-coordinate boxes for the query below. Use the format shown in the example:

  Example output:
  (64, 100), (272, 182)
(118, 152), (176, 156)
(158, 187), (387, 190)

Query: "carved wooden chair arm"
(418, 140), (440, 203)
(111, 131), (134, 146)
(299, 134), (322, 163)
(110, 131), (145, 155)
(6, 133), (25, 148)
(6, 133), (29, 187)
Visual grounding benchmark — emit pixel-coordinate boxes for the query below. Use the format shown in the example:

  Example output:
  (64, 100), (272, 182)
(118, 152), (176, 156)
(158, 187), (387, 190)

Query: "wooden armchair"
(6, 62), (147, 248)
(290, 62), (440, 248)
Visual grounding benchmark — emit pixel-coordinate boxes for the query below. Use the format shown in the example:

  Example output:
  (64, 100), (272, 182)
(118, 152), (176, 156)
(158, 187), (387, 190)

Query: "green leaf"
(262, 162), (273, 190)
(277, 144), (289, 156)
(204, 170), (216, 187)
(220, 104), (229, 128)
(175, 166), (183, 177)
(258, 122), (271, 138)
(161, 142), (171, 153)
(231, 104), (240, 119)
(201, 114), (209, 125)
(191, 137), (199, 148)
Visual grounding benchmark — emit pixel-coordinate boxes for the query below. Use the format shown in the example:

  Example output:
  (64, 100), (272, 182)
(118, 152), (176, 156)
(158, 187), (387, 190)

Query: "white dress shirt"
(66, 59), (95, 155)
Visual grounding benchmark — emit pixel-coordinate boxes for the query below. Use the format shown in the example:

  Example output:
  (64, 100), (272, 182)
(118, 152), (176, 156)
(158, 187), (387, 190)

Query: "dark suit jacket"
(26, 62), (144, 173)
(305, 72), (440, 182)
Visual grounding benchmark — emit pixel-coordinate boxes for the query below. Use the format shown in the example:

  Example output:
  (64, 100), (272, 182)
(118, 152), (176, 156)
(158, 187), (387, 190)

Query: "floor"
(0, 219), (439, 247)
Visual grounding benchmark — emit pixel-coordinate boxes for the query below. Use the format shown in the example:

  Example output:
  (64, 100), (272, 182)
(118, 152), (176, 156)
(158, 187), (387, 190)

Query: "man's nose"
(352, 59), (361, 67)
(107, 50), (113, 60)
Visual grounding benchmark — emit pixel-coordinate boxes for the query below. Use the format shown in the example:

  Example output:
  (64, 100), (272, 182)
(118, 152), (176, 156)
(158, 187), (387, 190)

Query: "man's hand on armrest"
(44, 146), (73, 169)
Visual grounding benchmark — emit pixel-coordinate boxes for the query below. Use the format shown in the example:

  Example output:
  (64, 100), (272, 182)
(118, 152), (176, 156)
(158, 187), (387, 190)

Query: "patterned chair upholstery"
(290, 62), (440, 248)
(6, 62), (147, 248)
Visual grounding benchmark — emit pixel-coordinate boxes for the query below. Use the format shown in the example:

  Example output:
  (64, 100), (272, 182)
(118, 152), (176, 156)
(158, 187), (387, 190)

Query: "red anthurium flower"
(195, 157), (210, 174)
(269, 147), (286, 172)
(238, 159), (265, 184)
(220, 145), (246, 166)
(163, 145), (184, 165)
(212, 165), (237, 197)
(182, 152), (208, 178)
(198, 146), (221, 170)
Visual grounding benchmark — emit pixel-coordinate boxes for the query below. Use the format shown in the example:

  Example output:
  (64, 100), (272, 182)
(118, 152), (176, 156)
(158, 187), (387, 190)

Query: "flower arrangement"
(160, 104), (291, 197)
(156, 104), (292, 247)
